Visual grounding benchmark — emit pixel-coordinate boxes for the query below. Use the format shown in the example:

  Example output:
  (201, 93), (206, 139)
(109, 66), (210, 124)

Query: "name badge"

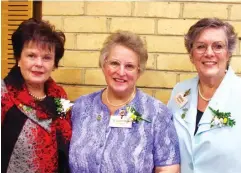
(175, 92), (188, 108)
(109, 115), (132, 128)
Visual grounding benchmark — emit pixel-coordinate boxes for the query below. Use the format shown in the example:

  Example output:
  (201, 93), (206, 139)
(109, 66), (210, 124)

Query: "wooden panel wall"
(1, 1), (33, 78)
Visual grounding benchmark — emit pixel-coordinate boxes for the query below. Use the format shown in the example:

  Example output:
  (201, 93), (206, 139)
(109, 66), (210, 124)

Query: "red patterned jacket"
(1, 67), (72, 173)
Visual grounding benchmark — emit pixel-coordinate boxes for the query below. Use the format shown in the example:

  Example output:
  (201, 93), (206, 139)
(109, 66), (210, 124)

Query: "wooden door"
(1, 1), (33, 78)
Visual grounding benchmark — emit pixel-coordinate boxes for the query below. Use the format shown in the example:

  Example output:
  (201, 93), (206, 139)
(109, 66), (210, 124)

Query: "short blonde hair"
(99, 30), (148, 73)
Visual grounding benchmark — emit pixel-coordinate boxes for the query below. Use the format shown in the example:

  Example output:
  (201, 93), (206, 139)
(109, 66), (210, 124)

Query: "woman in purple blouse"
(69, 31), (180, 173)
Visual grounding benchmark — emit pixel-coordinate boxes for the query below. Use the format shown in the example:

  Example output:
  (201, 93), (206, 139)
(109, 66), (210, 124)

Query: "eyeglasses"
(105, 59), (139, 72)
(193, 41), (227, 54)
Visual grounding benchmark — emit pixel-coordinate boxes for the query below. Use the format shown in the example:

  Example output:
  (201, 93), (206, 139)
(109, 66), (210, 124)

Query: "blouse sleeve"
(153, 104), (180, 166)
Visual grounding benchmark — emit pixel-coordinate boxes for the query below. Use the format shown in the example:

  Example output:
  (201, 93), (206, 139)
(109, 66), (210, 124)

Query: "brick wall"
(42, 1), (241, 103)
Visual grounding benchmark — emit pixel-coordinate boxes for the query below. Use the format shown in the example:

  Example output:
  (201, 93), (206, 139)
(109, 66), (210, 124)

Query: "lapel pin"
(97, 115), (102, 121)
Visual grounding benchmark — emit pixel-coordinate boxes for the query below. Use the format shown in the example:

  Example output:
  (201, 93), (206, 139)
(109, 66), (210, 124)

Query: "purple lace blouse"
(69, 89), (180, 173)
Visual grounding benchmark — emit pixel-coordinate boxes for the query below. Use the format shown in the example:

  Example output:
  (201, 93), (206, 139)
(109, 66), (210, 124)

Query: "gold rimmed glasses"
(193, 41), (227, 54)
(105, 59), (139, 72)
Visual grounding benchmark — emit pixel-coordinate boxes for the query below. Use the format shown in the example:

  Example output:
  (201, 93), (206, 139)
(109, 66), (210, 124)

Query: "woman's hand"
(155, 164), (180, 173)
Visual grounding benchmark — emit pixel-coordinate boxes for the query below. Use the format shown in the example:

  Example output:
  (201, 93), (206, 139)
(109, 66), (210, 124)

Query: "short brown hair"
(99, 30), (148, 73)
(185, 18), (237, 55)
(12, 18), (65, 68)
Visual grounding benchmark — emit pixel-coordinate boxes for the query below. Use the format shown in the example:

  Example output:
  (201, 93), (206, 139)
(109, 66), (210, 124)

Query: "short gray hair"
(185, 18), (237, 55)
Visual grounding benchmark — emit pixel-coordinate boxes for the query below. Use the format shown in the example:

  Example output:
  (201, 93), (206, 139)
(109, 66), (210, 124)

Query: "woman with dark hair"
(168, 18), (241, 173)
(1, 18), (72, 173)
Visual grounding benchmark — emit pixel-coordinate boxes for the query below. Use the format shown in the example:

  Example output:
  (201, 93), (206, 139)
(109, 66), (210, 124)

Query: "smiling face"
(102, 44), (140, 96)
(18, 41), (55, 87)
(191, 27), (230, 79)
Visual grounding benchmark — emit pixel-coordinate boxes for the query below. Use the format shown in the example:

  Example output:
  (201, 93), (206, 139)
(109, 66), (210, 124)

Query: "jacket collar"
(174, 67), (236, 135)
(173, 77), (198, 134)
(5, 77), (67, 119)
(196, 67), (235, 135)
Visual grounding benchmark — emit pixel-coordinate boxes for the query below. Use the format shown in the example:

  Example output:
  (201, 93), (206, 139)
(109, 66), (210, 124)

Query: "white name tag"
(175, 92), (188, 108)
(109, 116), (132, 128)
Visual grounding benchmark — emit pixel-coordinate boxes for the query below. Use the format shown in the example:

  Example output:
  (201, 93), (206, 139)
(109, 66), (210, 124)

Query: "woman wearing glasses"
(168, 18), (241, 173)
(69, 31), (180, 172)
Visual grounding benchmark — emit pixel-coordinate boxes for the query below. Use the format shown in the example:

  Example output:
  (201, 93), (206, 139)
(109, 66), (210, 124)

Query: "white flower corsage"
(209, 107), (236, 128)
(54, 98), (74, 118)
(126, 106), (151, 123)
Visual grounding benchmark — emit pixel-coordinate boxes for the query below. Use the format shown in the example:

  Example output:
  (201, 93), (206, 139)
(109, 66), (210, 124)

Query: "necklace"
(198, 84), (211, 101)
(106, 87), (136, 107)
(28, 91), (47, 101)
